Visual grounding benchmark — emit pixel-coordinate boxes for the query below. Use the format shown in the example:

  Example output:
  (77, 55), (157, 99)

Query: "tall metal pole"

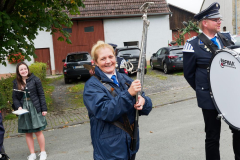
(131, 2), (154, 160)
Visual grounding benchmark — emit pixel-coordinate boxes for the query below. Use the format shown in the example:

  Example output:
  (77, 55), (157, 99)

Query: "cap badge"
(216, 4), (218, 7)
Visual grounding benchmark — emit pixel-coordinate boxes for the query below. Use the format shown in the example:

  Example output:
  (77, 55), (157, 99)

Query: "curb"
(154, 96), (196, 108)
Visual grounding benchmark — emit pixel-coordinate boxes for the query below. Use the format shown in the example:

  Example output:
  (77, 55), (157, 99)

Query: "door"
(152, 49), (162, 67)
(158, 48), (168, 69)
(34, 48), (52, 75)
(52, 20), (104, 74)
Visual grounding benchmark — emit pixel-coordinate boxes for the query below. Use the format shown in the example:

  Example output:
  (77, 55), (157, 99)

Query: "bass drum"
(209, 48), (240, 130)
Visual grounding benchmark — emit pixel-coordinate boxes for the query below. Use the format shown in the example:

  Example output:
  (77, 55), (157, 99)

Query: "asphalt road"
(4, 99), (235, 160)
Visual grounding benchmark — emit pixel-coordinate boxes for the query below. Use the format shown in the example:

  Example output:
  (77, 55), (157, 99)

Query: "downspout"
(200, 0), (205, 12)
(236, 0), (238, 35)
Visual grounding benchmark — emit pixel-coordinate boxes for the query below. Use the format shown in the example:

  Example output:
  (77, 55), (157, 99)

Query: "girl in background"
(12, 62), (47, 160)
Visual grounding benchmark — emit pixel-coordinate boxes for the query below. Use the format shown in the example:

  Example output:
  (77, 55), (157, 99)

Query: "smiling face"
(203, 18), (221, 34)
(18, 64), (29, 78)
(95, 47), (116, 75)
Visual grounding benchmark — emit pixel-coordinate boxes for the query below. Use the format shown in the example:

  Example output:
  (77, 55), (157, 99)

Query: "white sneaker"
(39, 151), (47, 160)
(27, 153), (36, 160)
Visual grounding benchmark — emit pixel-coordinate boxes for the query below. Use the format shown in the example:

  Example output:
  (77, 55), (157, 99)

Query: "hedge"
(29, 62), (47, 81)
(0, 75), (15, 110)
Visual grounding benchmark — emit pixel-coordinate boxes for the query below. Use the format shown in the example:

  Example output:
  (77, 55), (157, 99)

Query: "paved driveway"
(4, 99), (234, 160)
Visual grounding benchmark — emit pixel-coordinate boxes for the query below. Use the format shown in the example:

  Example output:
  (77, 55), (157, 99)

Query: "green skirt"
(18, 100), (47, 133)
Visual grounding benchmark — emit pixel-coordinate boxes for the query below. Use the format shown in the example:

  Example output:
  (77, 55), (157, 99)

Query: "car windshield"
(169, 49), (183, 55)
(67, 53), (90, 62)
(118, 49), (140, 56)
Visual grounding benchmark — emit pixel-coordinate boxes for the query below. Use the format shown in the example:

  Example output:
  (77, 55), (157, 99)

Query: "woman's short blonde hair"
(91, 40), (115, 62)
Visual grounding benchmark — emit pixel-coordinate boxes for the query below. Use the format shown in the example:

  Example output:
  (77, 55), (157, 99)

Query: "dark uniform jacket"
(183, 32), (233, 109)
(83, 66), (152, 160)
(116, 57), (127, 74)
(12, 73), (47, 112)
(0, 113), (4, 152)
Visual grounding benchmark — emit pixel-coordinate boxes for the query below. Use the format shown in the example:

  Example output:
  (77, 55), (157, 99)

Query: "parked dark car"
(116, 47), (147, 74)
(150, 46), (183, 74)
(62, 52), (93, 84)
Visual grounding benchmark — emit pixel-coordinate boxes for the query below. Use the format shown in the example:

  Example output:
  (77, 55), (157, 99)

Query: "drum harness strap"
(93, 75), (134, 139)
(197, 32), (234, 69)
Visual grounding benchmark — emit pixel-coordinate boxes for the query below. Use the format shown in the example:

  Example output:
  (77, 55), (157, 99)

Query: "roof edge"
(168, 3), (196, 15)
(70, 12), (171, 19)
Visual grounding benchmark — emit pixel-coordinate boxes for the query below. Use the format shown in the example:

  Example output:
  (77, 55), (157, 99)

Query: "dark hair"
(16, 62), (31, 90)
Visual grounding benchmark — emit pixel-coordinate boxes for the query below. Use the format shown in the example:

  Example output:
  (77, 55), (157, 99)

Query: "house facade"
(0, 30), (54, 78)
(168, 4), (198, 45)
(0, 0), (172, 76)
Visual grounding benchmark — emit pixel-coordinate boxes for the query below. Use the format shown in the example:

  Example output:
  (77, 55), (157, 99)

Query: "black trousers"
(129, 154), (136, 160)
(202, 109), (240, 160)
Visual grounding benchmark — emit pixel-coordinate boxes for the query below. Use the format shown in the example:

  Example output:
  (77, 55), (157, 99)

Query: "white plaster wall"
(0, 59), (33, 75)
(201, 0), (233, 34)
(103, 15), (172, 61)
(33, 30), (55, 71)
(0, 30), (54, 75)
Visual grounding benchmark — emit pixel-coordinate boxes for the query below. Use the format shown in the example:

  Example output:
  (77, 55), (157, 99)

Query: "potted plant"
(7, 53), (24, 64)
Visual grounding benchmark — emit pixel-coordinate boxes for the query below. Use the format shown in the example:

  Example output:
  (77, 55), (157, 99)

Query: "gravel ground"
(50, 78), (88, 111)
(50, 69), (189, 111)
(142, 70), (189, 95)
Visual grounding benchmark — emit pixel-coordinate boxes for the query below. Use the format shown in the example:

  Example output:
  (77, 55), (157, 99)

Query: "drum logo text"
(220, 58), (236, 69)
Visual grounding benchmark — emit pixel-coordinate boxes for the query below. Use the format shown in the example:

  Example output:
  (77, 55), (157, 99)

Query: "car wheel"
(64, 78), (69, 84)
(150, 61), (155, 70)
(163, 63), (169, 74)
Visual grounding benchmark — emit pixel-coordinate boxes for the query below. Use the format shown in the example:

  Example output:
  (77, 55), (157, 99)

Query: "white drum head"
(210, 49), (240, 130)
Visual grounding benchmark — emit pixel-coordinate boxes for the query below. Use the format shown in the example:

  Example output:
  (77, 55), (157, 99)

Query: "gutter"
(200, 0), (205, 12)
(70, 12), (172, 19)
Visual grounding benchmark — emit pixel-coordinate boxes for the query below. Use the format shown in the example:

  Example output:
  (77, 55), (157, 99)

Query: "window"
(156, 49), (162, 56)
(123, 41), (139, 47)
(63, 28), (72, 33)
(160, 49), (168, 55)
(223, 26), (226, 31)
(170, 49), (183, 55)
(84, 26), (94, 32)
(67, 53), (90, 62)
(118, 49), (140, 57)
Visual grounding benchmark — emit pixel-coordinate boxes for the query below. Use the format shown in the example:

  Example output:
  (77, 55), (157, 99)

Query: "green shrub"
(29, 62), (47, 81)
(0, 75), (16, 110)
(3, 113), (17, 120)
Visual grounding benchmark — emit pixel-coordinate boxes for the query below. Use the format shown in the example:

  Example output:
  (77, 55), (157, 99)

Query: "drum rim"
(208, 48), (240, 130)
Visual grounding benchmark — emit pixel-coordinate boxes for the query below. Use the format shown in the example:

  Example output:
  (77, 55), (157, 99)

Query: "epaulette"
(220, 31), (230, 34)
(186, 36), (197, 42)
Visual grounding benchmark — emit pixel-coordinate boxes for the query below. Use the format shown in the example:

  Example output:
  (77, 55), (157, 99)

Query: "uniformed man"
(0, 112), (4, 152)
(183, 2), (240, 160)
(0, 111), (9, 160)
(108, 43), (128, 74)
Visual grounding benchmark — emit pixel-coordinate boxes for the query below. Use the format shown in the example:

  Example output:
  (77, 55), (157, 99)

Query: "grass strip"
(146, 65), (167, 80)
